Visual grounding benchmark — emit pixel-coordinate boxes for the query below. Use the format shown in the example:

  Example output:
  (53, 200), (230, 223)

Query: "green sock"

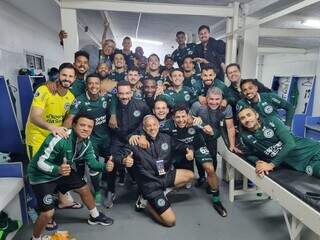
(210, 189), (220, 203)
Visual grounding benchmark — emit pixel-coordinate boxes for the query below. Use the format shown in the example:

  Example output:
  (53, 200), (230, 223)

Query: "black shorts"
(146, 168), (176, 215)
(31, 170), (86, 212)
(148, 192), (171, 215)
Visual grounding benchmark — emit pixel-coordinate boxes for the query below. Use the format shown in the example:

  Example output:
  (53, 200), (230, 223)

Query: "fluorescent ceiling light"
(302, 19), (320, 28)
(131, 37), (163, 46)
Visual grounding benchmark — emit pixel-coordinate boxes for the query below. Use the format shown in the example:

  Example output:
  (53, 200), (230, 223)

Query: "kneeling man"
(114, 115), (194, 227)
(28, 114), (114, 240)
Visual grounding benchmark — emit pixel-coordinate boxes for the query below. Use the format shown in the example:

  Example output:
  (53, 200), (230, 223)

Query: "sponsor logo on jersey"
(188, 127), (195, 135)
(264, 105), (273, 114)
(133, 110), (141, 117)
(161, 143), (169, 151)
(263, 128), (274, 138)
(264, 141), (283, 157)
(43, 194), (53, 205)
(271, 97), (281, 104)
(157, 198), (166, 207)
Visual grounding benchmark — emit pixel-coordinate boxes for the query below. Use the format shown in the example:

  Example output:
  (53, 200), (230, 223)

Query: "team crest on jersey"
(43, 194), (53, 205)
(263, 128), (274, 138)
(34, 91), (40, 97)
(191, 79), (196, 85)
(188, 127), (196, 135)
(199, 147), (210, 155)
(102, 101), (107, 109)
(188, 50), (193, 55)
(157, 198), (166, 207)
(161, 143), (169, 151)
(64, 103), (71, 110)
(306, 165), (313, 176)
(264, 105), (273, 114)
(184, 94), (190, 101)
(133, 110), (141, 117)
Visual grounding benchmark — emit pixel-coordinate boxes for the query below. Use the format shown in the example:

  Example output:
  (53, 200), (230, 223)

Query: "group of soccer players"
(26, 24), (320, 239)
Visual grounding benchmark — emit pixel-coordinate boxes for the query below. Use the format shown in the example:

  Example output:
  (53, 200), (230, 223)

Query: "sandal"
(57, 202), (83, 210)
(45, 219), (58, 231)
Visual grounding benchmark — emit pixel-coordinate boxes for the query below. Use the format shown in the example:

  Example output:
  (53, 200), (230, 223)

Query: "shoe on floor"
(88, 212), (113, 226)
(104, 192), (116, 209)
(212, 201), (227, 217)
(135, 195), (147, 212)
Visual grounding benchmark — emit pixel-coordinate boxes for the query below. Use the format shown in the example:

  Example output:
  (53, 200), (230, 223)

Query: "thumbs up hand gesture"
(123, 152), (134, 168)
(59, 157), (71, 176)
(186, 148), (194, 161)
(106, 156), (114, 172)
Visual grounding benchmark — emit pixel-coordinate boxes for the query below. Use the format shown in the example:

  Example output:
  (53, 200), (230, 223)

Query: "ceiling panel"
(130, 0), (252, 6)
(260, 37), (320, 49)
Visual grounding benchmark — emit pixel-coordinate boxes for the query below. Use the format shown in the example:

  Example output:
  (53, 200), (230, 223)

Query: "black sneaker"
(195, 177), (205, 188)
(213, 201), (227, 217)
(118, 176), (125, 186)
(88, 212), (114, 226)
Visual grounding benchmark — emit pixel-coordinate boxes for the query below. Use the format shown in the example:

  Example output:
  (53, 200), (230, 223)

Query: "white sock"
(89, 207), (99, 218)
(32, 236), (41, 240)
(164, 187), (173, 196)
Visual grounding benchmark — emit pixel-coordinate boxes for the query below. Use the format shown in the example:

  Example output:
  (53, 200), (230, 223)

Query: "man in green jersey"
(107, 53), (127, 82)
(70, 50), (90, 97)
(161, 106), (227, 217)
(182, 55), (202, 93)
(238, 107), (320, 178)
(64, 73), (115, 205)
(28, 114), (114, 240)
(47, 51), (90, 98)
(171, 31), (196, 68)
(236, 79), (294, 127)
(157, 68), (197, 108)
(142, 54), (166, 86)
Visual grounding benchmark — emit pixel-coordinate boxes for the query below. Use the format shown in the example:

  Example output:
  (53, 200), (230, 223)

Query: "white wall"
(259, 50), (319, 88)
(259, 49), (320, 115)
(0, 1), (64, 127)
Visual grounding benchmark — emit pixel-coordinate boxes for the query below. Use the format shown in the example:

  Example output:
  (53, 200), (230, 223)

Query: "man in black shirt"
(114, 115), (194, 227)
(194, 25), (226, 80)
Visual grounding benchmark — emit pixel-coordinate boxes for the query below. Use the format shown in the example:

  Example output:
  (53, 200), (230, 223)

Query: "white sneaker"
(185, 182), (192, 189)
(135, 195), (147, 211)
